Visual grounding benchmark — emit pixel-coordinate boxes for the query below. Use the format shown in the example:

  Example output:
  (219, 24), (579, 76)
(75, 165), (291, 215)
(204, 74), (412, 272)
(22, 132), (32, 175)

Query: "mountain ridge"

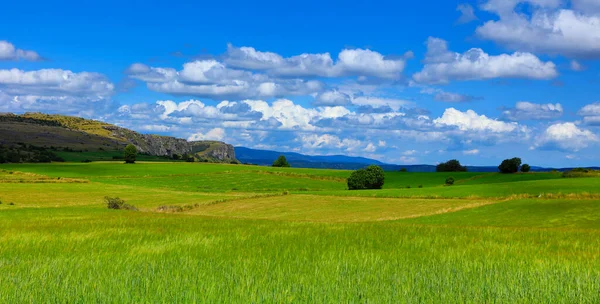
(0, 112), (238, 163)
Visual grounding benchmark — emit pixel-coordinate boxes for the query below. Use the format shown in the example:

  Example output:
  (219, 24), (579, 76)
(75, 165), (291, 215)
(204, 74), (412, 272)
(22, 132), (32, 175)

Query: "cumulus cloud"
(434, 108), (520, 133)
(456, 4), (478, 24)
(300, 133), (363, 152)
(313, 90), (352, 106)
(501, 102), (563, 121)
(0, 68), (115, 114)
(0, 41), (42, 61)
(188, 128), (226, 141)
(477, 1), (600, 58)
(578, 102), (600, 125)
(413, 37), (557, 84)
(224, 44), (406, 79)
(126, 60), (323, 100)
(534, 122), (598, 151)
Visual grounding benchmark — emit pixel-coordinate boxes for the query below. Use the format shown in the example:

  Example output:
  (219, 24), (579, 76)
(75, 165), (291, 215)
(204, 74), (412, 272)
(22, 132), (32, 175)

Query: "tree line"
(436, 157), (531, 173)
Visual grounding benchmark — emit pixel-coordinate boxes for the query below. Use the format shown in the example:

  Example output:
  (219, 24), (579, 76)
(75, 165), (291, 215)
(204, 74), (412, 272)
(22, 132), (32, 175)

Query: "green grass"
(54, 151), (173, 162)
(1, 162), (600, 302)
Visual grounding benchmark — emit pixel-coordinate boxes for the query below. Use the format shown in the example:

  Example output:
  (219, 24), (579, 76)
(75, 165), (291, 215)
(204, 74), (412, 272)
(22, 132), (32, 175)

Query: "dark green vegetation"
(0, 112), (238, 163)
(347, 165), (385, 190)
(436, 159), (467, 172)
(272, 155), (291, 167)
(521, 163), (531, 173)
(1, 162), (600, 302)
(0, 143), (64, 163)
(124, 144), (137, 164)
(499, 157), (522, 174)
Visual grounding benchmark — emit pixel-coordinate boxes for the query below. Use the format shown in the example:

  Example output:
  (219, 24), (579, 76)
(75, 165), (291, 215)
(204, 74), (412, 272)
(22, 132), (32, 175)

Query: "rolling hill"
(0, 113), (238, 163)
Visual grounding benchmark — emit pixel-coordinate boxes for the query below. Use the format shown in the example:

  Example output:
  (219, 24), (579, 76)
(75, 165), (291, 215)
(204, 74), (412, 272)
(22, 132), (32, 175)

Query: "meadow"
(1, 162), (599, 302)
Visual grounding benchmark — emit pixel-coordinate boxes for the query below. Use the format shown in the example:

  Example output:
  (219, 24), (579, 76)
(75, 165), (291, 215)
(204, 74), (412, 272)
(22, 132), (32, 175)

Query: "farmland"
(1, 162), (599, 302)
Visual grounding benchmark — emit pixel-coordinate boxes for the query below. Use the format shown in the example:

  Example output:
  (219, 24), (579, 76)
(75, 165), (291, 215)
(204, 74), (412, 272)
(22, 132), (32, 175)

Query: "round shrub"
(347, 165), (385, 190)
(445, 176), (455, 186)
(521, 164), (531, 173)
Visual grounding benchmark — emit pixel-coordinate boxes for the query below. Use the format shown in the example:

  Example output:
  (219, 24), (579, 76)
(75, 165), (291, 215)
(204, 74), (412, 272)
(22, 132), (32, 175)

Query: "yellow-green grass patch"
(187, 194), (497, 222)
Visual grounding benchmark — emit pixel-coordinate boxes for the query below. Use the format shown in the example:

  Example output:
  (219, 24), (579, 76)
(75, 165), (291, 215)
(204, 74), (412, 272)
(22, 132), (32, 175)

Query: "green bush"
(104, 196), (137, 211)
(124, 144), (137, 164)
(521, 164), (531, 173)
(347, 165), (385, 190)
(436, 160), (467, 172)
(272, 155), (291, 167)
(499, 157), (522, 174)
(445, 177), (455, 186)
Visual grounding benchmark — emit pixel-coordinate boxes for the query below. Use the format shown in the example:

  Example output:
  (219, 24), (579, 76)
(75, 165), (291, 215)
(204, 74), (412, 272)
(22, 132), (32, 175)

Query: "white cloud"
(127, 60), (323, 100)
(434, 108), (520, 133)
(456, 4), (478, 24)
(351, 96), (413, 111)
(0, 41), (42, 61)
(225, 45), (406, 79)
(413, 37), (557, 84)
(364, 143), (377, 152)
(534, 122), (598, 151)
(188, 128), (226, 141)
(463, 149), (480, 155)
(501, 102), (563, 121)
(300, 134), (363, 152)
(578, 102), (600, 125)
(477, 1), (600, 58)
(313, 90), (352, 106)
(0, 68), (115, 114)
(403, 150), (417, 156)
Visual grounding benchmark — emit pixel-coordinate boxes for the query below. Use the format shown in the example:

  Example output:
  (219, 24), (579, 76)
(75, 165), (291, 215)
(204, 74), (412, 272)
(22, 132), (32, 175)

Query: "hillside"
(0, 113), (237, 163)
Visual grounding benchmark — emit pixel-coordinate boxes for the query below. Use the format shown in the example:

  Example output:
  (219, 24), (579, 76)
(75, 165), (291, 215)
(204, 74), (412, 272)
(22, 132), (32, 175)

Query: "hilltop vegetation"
(0, 112), (238, 163)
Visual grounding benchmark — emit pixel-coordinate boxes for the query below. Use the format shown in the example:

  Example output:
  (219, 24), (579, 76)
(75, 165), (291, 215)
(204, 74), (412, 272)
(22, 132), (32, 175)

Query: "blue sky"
(1, 0), (600, 167)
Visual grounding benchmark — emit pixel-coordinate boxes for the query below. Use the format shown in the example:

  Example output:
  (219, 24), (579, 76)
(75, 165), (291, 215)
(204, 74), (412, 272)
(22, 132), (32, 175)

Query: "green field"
(1, 162), (600, 302)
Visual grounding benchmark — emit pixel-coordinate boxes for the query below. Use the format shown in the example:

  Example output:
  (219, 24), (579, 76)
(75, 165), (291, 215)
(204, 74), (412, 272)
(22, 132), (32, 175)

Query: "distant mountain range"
(235, 147), (599, 172)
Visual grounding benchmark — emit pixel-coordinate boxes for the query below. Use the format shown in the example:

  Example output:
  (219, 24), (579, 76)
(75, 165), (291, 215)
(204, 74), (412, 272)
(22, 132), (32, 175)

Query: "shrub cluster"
(272, 155), (291, 167)
(0, 144), (64, 164)
(498, 157), (522, 174)
(562, 168), (600, 178)
(347, 165), (385, 190)
(445, 176), (455, 186)
(105, 196), (138, 211)
(436, 160), (467, 172)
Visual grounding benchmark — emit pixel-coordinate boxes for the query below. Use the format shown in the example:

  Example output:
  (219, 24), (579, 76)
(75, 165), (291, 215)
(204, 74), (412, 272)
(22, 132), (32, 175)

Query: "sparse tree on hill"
(498, 157), (522, 174)
(521, 164), (531, 173)
(436, 159), (467, 172)
(272, 155), (291, 167)
(124, 144), (137, 164)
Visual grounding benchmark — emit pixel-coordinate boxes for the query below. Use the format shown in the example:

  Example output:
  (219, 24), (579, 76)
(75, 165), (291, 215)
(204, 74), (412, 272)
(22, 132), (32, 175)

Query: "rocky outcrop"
(103, 125), (237, 163)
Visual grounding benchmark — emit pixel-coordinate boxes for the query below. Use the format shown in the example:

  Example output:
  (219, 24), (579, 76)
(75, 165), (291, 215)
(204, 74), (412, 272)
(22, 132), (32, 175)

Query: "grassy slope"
(1, 162), (600, 302)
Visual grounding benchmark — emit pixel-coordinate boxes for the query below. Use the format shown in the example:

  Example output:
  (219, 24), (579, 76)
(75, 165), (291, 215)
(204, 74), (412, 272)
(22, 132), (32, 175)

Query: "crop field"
(1, 162), (600, 302)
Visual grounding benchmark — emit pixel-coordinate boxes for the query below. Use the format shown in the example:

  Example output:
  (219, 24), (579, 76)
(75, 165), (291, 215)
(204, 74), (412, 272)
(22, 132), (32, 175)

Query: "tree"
(521, 164), (531, 173)
(348, 165), (385, 190)
(436, 159), (467, 172)
(445, 176), (455, 185)
(124, 144), (137, 164)
(272, 155), (291, 167)
(498, 157), (522, 174)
